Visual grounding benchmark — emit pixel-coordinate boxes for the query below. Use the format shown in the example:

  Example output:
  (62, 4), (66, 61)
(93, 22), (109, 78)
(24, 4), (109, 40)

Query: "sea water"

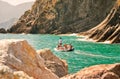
(0, 34), (120, 73)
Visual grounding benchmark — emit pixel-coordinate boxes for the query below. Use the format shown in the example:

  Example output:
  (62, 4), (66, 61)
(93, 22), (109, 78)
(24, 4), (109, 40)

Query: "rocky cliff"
(8, 0), (115, 34)
(37, 49), (68, 77)
(80, 0), (120, 43)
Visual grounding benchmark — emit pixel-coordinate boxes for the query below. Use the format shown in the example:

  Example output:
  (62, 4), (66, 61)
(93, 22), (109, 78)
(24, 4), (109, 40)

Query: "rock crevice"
(81, 0), (120, 43)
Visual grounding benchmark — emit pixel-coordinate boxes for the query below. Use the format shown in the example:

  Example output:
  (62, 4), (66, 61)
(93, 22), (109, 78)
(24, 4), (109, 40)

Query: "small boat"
(54, 44), (74, 52)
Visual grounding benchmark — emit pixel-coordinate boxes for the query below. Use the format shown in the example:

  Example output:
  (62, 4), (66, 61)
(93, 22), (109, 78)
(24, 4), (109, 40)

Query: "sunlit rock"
(0, 39), (59, 79)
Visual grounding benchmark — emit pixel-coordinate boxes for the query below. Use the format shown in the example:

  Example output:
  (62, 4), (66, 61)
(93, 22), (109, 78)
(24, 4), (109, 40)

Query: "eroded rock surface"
(0, 39), (59, 79)
(8, 0), (115, 34)
(61, 64), (120, 79)
(81, 0), (120, 43)
(37, 49), (68, 77)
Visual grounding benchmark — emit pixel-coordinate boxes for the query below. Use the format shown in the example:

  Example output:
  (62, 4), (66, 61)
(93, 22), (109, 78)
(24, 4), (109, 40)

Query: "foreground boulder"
(37, 49), (68, 77)
(0, 39), (59, 79)
(61, 63), (120, 79)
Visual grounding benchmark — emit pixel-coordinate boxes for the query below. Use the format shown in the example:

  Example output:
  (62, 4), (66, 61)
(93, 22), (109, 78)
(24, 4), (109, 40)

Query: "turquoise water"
(0, 34), (120, 73)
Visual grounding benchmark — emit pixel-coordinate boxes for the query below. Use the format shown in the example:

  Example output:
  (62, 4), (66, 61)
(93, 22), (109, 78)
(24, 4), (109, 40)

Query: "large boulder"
(61, 63), (120, 79)
(37, 49), (68, 77)
(0, 39), (59, 79)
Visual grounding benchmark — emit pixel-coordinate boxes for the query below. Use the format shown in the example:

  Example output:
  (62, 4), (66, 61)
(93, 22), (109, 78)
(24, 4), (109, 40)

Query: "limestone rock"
(0, 39), (59, 79)
(8, 0), (115, 34)
(61, 63), (120, 79)
(37, 49), (68, 77)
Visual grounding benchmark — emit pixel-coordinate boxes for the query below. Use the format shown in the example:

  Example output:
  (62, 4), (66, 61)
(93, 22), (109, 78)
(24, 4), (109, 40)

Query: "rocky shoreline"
(59, 33), (113, 44)
(79, 0), (120, 44)
(0, 39), (119, 79)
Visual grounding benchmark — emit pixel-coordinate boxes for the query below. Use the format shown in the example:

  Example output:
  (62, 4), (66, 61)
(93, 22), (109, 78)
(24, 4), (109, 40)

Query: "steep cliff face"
(81, 0), (120, 43)
(8, 0), (115, 34)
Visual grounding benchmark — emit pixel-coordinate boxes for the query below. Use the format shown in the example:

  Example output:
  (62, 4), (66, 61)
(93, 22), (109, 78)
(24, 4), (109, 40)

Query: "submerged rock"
(8, 0), (115, 34)
(37, 49), (68, 77)
(0, 39), (59, 79)
(61, 64), (120, 79)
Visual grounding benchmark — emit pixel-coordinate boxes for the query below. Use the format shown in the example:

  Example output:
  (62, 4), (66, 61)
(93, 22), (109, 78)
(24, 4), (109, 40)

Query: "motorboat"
(54, 44), (74, 52)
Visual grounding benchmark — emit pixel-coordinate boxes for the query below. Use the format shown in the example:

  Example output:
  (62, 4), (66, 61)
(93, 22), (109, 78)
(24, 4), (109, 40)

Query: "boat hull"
(54, 48), (74, 52)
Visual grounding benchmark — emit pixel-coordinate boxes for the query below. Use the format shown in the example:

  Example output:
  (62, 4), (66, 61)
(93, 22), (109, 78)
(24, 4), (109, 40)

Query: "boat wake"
(74, 50), (118, 59)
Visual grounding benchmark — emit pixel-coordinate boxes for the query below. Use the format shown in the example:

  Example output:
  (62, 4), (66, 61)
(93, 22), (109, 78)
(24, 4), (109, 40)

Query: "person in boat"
(58, 37), (62, 46)
(57, 37), (63, 49)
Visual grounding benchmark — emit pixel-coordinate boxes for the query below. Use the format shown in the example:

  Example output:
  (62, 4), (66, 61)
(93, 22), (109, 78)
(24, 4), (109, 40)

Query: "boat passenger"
(58, 37), (62, 46)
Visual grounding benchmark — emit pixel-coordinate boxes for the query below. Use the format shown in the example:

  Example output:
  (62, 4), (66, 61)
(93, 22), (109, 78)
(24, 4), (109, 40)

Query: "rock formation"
(0, 28), (7, 33)
(61, 63), (120, 79)
(80, 0), (120, 43)
(0, 39), (59, 79)
(37, 49), (68, 77)
(0, 66), (34, 79)
(8, 0), (115, 34)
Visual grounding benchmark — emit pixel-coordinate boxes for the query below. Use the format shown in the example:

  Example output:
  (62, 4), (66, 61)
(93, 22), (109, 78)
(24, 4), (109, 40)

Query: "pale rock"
(0, 39), (59, 79)
(0, 65), (34, 79)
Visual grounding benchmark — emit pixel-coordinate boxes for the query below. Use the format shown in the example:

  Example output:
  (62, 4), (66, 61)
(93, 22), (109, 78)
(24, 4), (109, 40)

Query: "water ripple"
(74, 50), (118, 59)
